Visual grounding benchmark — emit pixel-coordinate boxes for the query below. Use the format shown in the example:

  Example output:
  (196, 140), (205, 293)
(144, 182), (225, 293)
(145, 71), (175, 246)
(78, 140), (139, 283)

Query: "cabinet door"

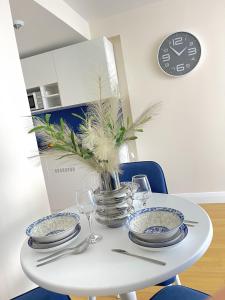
(21, 52), (57, 89)
(53, 37), (118, 106)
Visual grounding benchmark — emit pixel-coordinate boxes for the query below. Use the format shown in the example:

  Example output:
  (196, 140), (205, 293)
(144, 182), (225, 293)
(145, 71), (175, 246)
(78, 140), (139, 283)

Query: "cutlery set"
(36, 236), (91, 267)
(36, 241), (166, 267)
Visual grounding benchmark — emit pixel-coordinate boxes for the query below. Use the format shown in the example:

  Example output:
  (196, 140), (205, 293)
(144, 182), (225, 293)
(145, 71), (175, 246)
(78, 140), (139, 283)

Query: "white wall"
(91, 0), (225, 193)
(109, 36), (138, 160)
(0, 1), (50, 298)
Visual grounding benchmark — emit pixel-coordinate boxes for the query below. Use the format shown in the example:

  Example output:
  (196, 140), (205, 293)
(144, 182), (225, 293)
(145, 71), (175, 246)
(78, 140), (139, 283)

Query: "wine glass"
(75, 189), (102, 244)
(132, 174), (152, 209)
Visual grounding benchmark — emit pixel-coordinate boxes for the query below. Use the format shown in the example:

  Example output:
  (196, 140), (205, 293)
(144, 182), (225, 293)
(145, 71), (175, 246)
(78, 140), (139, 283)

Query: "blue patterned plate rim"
(127, 207), (184, 234)
(26, 212), (80, 238)
(28, 224), (81, 250)
(128, 223), (188, 248)
(136, 223), (182, 244)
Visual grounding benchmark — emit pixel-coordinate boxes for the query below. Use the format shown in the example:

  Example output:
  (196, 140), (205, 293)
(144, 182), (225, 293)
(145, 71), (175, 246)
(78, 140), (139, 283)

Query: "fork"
(184, 219), (199, 227)
(184, 223), (195, 227)
(184, 219), (199, 224)
(37, 236), (90, 263)
(36, 238), (90, 267)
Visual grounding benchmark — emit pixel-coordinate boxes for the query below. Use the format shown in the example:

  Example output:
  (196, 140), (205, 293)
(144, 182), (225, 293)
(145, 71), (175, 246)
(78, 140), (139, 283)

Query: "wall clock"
(158, 32), (201, 76)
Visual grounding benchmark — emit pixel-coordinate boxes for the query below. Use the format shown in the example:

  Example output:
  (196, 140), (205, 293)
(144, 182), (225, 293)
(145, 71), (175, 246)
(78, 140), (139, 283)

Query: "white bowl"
(128, 224), (188, 252)
(26, 212), (80, 243)
(28, 224), (81, 251)
(127, 207), (184, 242)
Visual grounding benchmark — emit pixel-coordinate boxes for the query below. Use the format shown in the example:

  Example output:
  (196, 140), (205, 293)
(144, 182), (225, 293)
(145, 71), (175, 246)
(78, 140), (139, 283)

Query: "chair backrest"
(119, 161), (168, 194)
(11, 287), (70, 300)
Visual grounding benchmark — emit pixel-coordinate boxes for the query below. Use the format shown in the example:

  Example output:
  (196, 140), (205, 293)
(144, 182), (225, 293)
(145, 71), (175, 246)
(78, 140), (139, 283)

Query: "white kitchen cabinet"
(40, 82), (61, 109)
(21, 52), (58, 89)
(21, 37), (118, 107)
(53, 37), (118, 106)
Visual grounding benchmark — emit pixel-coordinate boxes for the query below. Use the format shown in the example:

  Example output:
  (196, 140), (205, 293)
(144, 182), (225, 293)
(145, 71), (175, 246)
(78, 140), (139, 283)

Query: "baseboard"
(172, 192), (225, 204)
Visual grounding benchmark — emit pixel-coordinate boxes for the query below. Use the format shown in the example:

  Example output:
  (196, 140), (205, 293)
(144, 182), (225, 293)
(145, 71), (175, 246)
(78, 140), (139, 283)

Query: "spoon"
(36, 237), (91, 267)
(37, 236), (90, 262)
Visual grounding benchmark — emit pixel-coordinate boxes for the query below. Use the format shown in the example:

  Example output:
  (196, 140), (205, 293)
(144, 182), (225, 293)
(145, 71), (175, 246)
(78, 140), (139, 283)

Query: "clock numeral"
(162, 53), (170, 62)
(172, 37), (183, 46)
(176, 64), (185, 72)
(189, 41), (194, 46)
(163, 48), (168, 53)
(188, 47), (197, 56)
(164, 63), (169, 68)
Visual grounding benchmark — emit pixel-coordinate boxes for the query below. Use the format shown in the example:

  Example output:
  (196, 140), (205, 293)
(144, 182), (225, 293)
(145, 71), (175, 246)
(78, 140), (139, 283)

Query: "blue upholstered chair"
(119, 161), (179, 286)
(11, 287), (70, 300)
(149, 286), (209, 300)
(119, 161), (168, 194)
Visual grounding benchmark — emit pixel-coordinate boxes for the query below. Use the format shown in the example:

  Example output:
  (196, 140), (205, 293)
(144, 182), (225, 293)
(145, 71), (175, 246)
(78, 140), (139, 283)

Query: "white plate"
(28, 226), (81, 253)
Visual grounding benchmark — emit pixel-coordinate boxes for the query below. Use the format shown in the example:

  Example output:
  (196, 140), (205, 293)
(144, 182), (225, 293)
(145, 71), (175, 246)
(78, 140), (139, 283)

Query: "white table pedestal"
(119, 292), (137, 300)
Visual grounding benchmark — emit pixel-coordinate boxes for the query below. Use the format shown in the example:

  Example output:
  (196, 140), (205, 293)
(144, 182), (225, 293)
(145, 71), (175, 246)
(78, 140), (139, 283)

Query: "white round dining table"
(20, 194), (213, 300)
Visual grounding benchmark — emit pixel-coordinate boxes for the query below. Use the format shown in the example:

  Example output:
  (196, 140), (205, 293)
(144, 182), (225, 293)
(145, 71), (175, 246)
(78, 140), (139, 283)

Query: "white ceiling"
(65, 0), (156, 22)
(10, 0), (158, 58)
(10, 0), (86, 58)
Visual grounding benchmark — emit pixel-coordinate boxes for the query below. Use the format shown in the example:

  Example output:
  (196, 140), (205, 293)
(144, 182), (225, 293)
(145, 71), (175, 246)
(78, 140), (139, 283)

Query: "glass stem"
(86, 213), (93, 236)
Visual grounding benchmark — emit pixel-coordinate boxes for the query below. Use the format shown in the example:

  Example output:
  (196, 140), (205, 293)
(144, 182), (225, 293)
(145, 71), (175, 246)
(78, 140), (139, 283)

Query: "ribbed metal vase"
(94, 171), (134, 228)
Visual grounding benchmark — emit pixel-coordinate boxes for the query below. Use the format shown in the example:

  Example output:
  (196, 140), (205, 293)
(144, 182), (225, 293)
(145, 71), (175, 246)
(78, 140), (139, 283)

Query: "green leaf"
(124, 136), (138, 141)
(81, 148), (93, 159)
(55, 131), (64, 140)
(28, 126), (45, 133)
(70, 131), (77, 151)
(57, 154), (75, 160)
(60, 118), (64, 131)
(72, 113), (86, 122)
(79, 124), (86, 131)
(75, 143), (81, 155)
(107, 122), (113, 130)
(45, 114), (51, 124)
(115, 126), (126, 145)
(82, 152), (92, 159)
(51, 144), (68, 151)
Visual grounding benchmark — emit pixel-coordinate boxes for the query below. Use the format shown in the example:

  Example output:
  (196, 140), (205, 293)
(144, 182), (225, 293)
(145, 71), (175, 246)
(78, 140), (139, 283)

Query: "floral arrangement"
(30, 86), (159, 174)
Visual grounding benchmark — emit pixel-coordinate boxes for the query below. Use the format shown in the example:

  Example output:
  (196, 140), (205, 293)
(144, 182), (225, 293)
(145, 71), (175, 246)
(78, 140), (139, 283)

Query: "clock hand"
(169, 46), (187, 56)
(177, 47), (187, 56)
(169, 46), (180, 56)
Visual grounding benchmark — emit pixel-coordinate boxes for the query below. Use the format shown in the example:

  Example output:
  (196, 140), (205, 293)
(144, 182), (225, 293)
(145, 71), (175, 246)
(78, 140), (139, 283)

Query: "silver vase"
(99, 171), (121, 192)
(94, 171), (134, 228)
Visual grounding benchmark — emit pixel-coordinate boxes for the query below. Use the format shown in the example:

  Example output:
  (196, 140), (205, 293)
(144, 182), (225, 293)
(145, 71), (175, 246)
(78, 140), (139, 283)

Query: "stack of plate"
(26, 212), (80, 252)
(127, 207), (188, 251)
(94, 183), (136, 228)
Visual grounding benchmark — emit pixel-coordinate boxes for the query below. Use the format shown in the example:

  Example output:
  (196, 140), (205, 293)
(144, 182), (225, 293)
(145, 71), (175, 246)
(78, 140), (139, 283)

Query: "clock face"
(158, 32), (201, 76)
